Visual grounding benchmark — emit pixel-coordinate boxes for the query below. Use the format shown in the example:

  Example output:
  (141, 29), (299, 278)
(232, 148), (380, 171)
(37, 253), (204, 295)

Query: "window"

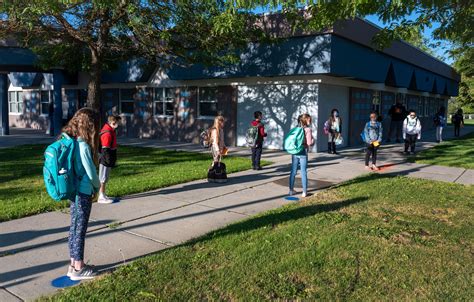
(120, 89), (135, 114)
(198, 87), (218, 117)
(41, 91), (51, 115)
(418, 97), (425, 117)
(153, 88), (175, 116)
(8, 91), (23, 113)
(372, 91), (381, 113)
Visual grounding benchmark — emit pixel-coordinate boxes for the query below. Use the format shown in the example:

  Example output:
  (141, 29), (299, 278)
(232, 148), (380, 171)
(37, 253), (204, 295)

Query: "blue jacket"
(363, 121), (383, 144)
(75, 138), (100, 195)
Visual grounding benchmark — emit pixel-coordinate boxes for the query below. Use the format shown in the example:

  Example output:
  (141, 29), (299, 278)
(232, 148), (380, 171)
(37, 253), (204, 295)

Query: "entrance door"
(349, 88), (373, 145)
(381, 92), (395, 138)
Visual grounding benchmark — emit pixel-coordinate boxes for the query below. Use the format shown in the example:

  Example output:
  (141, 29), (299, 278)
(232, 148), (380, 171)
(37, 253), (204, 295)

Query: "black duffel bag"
(208, 161), (227, 183)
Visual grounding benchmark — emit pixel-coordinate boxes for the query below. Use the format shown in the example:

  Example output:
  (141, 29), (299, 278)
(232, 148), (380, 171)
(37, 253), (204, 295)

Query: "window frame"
(197, 86), (219, 119)
(40, 90), (52, 116)
(153, 87), (176, 118)
(119, 88), (135, 115)
(8, 91), (23, 114)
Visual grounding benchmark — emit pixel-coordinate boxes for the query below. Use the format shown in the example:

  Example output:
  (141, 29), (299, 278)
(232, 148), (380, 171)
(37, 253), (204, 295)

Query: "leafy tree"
(0, 0), (262, 111)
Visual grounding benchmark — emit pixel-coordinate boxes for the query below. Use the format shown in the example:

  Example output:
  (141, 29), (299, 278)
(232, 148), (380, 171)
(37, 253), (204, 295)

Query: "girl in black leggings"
(363, 112), (383, 171)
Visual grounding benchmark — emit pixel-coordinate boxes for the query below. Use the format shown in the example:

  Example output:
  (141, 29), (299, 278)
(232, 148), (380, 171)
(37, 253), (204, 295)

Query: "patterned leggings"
(69, 193), (92, 261)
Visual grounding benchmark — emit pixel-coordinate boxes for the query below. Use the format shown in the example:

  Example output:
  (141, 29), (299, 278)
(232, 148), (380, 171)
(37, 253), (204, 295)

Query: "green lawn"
(412, 132), (474, 169)
(0, 145), (262, 222)
(448, 118), (474, 125)
(43, 175), (474, 301)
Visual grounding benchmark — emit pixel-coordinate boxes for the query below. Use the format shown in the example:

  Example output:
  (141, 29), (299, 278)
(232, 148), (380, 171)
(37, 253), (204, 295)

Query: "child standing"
(63, 108), (100, 280)
(250, 111), (267, 170)
(451, 109), (464, 137)
(210, 115), (226, 164)
(363, 111), (383, 171)
(434, 106), (447, 143)
(98, 115), (122, 204)
(403, 110), (422, 155)
(326, 108), (342, 154)
(289, 113), (314, 198)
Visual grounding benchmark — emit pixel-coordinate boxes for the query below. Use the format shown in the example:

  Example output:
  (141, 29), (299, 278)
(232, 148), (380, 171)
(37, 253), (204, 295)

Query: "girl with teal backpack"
(60, 108), (100, 281)
(284, 113), (314, 198)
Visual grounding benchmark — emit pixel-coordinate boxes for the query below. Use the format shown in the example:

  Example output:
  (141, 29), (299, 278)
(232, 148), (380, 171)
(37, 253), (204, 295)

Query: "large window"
(41, 90), (51, 115)
(154, 88), (175, 116)
(120, 89), (135, 114)
(8, 91), (24, 114)
(418, 97), (425, 117)
(198, 87), (218, 117)
(372, 91), (381, 113)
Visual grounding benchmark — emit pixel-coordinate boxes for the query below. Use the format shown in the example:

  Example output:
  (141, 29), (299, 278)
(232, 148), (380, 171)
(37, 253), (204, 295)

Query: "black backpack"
(207, 162), (227, 183)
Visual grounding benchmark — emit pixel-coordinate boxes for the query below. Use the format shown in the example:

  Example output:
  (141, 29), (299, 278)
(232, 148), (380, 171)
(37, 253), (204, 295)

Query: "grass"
(42, 175), (474, 301)
(0, 145), (265, 222)
(448, 118), (474, 125)
(411, 132), (474, 169)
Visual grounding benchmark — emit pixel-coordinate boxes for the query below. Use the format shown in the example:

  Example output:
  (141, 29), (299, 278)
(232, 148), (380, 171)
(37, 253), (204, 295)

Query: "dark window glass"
(199, 102), (218, 117)
(165, 102), (174, 116)
(154, 101), (164, 115)
(121, 101), (134, 114)
(120, 89), (135, 100)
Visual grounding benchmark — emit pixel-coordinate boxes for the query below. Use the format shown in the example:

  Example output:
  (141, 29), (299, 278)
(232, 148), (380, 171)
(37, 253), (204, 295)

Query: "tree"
(0, 0), (262, 111)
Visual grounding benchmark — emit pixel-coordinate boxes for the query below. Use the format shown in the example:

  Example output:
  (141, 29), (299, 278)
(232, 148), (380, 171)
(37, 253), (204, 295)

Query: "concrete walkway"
(0, 126), (473, 301)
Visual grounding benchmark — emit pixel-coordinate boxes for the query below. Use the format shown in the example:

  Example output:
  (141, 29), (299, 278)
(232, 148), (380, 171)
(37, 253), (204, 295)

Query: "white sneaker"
(69, 265), (96, 281)
(67, 265), (74, 277)
(97, 194), (114, 204)
(301, 192), (307, 198)
(288, 190), (296, 196)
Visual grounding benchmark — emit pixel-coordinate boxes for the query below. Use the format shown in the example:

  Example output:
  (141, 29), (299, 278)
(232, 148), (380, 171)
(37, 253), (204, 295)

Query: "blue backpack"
(43, 133), (77, 201)
(284, 127), (305, 154)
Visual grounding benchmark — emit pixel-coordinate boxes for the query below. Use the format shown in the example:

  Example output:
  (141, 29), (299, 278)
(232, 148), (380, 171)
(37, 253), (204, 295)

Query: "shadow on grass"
(188, 196), (367, 244)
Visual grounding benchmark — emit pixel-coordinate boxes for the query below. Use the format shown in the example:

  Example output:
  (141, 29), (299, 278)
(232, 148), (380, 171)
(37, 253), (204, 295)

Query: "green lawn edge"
(0, 144), (271, 222)
(40, 174), (474, 301)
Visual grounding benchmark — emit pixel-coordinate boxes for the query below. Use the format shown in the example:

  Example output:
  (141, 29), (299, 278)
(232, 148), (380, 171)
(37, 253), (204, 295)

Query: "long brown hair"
(62, 107), (99, 165)
(210, 115), (225, 144)
(298, 113), (312, 127)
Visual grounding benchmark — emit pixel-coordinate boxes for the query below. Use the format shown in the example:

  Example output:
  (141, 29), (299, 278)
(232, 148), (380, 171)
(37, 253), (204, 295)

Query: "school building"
(0, 18), (460, 151)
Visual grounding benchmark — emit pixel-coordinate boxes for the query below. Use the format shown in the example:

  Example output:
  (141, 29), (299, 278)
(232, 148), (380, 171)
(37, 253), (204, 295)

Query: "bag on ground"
(283, 127), (305, 155)
(200, 129), (211, 148)
(43, 133), (77, 201)
(207, 161), (228, 183)
(245, 125), (259, 147)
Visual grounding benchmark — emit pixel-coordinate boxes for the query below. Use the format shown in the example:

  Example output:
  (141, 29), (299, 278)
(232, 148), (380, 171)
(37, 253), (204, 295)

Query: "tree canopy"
(1, 0), (472, 111)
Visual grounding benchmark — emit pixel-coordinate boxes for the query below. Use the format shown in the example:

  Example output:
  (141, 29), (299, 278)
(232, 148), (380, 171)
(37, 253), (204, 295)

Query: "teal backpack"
(283, 127), (305, 154)
(43, 133), (77, 201)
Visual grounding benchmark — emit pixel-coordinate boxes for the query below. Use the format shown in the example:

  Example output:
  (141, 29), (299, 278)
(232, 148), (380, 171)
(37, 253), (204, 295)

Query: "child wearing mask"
(362, 111), (383, 171)
(403, 110), (422, 155)
(326, 108), (342, 154)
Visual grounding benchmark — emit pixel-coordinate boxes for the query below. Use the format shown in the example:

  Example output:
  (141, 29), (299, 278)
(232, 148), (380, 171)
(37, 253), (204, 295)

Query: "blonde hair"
(62, 107), (99, 165)
(298, 113), (312, 127)
(210, 115), (225, 144)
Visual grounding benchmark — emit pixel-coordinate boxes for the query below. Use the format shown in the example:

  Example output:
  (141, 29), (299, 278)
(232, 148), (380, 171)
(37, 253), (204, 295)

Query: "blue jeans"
(69, 193), (92, 261)
(289, 152), (308, 194)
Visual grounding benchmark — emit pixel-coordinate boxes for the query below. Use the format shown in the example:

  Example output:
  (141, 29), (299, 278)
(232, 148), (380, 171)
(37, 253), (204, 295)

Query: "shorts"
(99, 164), (111, 184)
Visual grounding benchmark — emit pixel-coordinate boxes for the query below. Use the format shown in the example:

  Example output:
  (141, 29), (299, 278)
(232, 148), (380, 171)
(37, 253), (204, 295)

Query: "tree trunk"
(87, 63), (102, 112)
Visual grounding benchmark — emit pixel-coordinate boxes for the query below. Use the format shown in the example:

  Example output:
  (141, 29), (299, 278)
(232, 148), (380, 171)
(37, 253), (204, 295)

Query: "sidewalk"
(1, 126), (473, 301)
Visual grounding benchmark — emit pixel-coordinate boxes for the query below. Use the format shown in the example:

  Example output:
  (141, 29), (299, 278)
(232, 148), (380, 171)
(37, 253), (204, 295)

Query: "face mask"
(370, 118), (377, 122)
